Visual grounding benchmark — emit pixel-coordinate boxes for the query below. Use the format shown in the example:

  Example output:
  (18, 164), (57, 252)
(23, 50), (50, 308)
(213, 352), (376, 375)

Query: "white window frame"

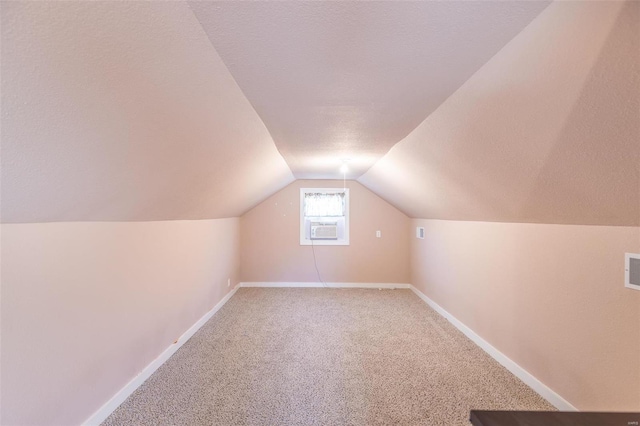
(300, 188), (350, 246)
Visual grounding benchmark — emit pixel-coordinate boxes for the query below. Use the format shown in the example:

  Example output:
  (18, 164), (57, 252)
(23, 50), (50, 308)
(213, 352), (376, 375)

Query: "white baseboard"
(82, 282), (573, 424)
(83, 285), (240, 426)
(240, 282), (410, 289)
(409, 285), (577, 412)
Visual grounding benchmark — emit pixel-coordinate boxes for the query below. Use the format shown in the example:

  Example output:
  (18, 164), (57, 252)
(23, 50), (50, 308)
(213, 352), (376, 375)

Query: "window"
(300, 188), (349, 245)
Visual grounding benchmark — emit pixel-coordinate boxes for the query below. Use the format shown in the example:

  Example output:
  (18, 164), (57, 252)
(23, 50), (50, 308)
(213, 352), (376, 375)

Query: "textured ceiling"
(189, 1), (550, 179)
(1, 1), (293, 223)
(359, 0), (640, 226)
(2, 1), (637, 226)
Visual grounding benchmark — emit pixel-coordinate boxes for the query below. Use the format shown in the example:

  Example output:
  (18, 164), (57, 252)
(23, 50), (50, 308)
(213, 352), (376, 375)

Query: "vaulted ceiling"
(1, 1), (638, 225)
(189, 1), (550, 179)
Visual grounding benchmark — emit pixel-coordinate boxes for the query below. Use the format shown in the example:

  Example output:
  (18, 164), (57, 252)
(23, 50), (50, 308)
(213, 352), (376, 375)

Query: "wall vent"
(416, 227), (425, 239)
(625, 253), (640, 291)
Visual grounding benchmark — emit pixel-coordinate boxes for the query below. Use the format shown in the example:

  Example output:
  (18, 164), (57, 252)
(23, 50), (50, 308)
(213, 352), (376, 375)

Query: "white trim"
(83, 285), (240, 426)
(82, 282), (574, 424)
(240, 282), (410, 289)
(409, 285), (577, 412)
(301, 239), (350, 246)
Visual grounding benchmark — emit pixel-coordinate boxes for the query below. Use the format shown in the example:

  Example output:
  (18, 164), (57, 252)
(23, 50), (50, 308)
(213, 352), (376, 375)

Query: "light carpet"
(102, 288), (555, 425)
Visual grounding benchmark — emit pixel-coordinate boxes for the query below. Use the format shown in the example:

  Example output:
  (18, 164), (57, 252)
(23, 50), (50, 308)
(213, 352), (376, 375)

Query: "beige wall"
(411, 219), (640, 411)
(0, 219), (240, 425)
(241, 180), (410, 283)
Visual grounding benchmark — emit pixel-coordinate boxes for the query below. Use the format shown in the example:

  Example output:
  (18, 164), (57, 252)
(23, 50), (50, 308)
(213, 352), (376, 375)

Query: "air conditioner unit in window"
(310, 222), (338, 240)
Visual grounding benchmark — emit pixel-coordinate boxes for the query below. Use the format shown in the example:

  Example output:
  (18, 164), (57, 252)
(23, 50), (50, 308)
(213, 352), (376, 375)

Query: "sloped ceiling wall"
(359, 0), (640, 226)
(189, 0), (550, 179)
(1, 2), (294, 223)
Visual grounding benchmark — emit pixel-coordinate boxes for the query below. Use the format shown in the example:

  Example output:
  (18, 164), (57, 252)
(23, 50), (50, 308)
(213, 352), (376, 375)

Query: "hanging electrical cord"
(343, 169), (346, 192)
(309, 161), (348, 290)
(310, 238), (328, 288)
(340, 161), (348, 193)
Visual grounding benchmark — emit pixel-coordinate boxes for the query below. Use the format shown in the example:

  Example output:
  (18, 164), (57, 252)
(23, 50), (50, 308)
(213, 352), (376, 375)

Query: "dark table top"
(470, 410), (640, 426)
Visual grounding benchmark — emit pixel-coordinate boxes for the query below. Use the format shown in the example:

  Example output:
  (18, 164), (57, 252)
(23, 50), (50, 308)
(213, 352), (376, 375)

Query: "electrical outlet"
(376, 230), (381, 238)
(227, 278), (231, 287)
